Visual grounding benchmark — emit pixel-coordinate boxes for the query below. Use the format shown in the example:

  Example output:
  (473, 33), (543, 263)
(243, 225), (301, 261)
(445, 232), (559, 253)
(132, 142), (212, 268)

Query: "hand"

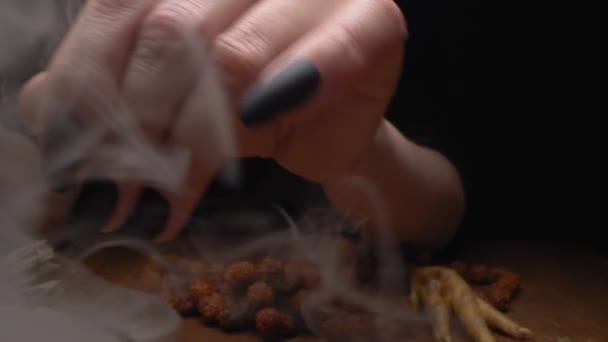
(18, 0), (406, 242)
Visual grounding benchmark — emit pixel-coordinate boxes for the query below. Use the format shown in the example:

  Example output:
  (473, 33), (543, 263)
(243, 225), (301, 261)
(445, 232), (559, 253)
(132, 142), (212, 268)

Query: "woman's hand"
(18, 0), (407, 242)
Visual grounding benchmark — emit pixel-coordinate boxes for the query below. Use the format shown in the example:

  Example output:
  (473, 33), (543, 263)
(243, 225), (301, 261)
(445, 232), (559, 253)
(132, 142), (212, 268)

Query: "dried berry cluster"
(160, 257), (323, 339)
(153, 255), (426, 341)
(450, 261), (522, 311)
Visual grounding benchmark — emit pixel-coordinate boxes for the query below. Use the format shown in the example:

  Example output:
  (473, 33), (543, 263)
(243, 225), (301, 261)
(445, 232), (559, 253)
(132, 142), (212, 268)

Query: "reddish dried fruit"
(163, 292), (197, 316)
(247, 281), (275, 310)
(467, 264), (493, 283)
(450, 261), (468, 276)
(474, 287), (492, 302)
(223, 261), (258, 290)
(255, 307), (295, 336)
(198, 292), (223, 322)
(189, 279), (216, 300)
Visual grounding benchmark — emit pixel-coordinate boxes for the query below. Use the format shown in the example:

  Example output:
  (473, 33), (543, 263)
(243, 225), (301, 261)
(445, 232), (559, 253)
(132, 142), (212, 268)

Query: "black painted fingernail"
(240, 59), (321, 126)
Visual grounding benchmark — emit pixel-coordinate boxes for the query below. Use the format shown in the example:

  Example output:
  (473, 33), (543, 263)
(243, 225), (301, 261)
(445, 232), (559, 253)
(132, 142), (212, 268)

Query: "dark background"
(388, 1), (602, 252)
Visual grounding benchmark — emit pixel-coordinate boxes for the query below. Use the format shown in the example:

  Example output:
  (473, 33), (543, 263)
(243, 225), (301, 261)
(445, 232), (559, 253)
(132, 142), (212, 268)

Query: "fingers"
(476, 298), (533, 340)
(239, 0), (406, 127)
(151, 57), (231, 243)
(18, 72), (53, 145)
(18, 0), (162, 185)
(122, 0), (257, 141)
(21, 0), (405, 244)
(154, 160), (218, 243)
(29, 0), (161, 127)
(213, 0), (338, 99)
(101, 182), (142, 233)
(209, 0), (339, 157)
(48, 0), (159, 78)
(117, 0), (337, 240)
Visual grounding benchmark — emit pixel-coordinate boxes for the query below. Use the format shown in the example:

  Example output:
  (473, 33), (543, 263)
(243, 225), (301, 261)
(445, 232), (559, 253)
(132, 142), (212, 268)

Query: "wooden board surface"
(85, 241), (608, 342)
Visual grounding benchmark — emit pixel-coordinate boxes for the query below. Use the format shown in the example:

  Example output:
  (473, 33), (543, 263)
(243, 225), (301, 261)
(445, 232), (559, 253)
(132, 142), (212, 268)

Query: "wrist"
(321, 120), (396, 236)
(322, 119), (465, 248)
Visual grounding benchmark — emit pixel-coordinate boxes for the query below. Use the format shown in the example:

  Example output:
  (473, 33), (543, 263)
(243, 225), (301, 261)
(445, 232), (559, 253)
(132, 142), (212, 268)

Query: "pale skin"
(17, 0), (530, 340)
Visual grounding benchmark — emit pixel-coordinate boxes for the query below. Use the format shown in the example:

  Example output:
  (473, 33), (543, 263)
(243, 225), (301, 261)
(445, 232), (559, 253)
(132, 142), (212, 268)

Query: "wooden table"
(85, 241), (608, 342)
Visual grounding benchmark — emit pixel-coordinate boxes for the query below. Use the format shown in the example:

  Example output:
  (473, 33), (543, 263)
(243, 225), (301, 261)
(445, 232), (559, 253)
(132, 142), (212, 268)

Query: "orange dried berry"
(189, 279), (216, 300)
(467, 264), (493, 283)
(198, 292), (223, 322)
(255, 308), (295, 336)
(223, 261), (258, 290)
(247, 281), (275, 311)
(164, 292), (197, 316)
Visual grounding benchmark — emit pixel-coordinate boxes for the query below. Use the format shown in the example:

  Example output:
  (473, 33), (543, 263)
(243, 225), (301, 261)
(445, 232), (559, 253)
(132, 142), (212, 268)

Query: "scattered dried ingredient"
(163, 291), (197, 316)
(247, 281), (275, 311)
(197, 292), (223, 323)
(223, 261), (258, 290)
(468, 264), (494, 283)
(255, 307), (295, 337)
(189, 279), (217, 299)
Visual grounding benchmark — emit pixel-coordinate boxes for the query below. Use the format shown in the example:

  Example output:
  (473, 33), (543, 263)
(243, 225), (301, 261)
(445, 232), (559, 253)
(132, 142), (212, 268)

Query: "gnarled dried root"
(411, 266), (532, 342)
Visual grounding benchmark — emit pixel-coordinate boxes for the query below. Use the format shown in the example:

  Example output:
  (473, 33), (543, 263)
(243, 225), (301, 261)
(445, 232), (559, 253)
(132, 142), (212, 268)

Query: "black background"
(389, 1), (602, 252)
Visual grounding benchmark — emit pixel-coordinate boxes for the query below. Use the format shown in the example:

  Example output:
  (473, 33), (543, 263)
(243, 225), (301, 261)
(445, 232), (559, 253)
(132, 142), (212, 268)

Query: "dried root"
(411, 266), (533, 342)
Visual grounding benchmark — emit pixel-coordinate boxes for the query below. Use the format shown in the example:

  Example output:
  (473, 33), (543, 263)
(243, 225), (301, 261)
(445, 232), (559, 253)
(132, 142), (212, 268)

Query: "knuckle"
(213, 24), (269, 91)
(328, 23), (367, 68)
(133, 12), (188, 72)
(91, 0), (139, 15)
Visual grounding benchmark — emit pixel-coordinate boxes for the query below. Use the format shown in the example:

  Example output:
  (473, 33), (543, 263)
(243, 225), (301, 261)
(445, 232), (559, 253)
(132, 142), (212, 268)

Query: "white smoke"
(0, 1), (238, 341)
